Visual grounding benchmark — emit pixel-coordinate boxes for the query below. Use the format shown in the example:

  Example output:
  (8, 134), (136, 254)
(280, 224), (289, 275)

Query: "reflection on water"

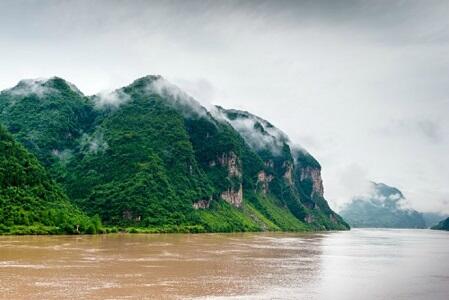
(0, 229), (448, 299)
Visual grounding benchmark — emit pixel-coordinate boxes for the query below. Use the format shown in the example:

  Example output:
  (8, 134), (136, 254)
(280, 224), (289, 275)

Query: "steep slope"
(214, 107), (349, 230)
(431, 217), (449, 231)
(0, 125), (97, 234)
(0, 75), (349, 232)
(339, 182), (426, 228)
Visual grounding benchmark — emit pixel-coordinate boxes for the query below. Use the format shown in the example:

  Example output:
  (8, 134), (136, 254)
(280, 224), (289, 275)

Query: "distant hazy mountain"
(431, 218), (449, 231)
(423, 212), (449, 228)
(339, 182), (426, 228)
(0, 76), (348, 233)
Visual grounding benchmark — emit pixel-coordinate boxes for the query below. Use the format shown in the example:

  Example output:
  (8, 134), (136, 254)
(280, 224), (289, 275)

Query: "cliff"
(215, 107), (348, 230)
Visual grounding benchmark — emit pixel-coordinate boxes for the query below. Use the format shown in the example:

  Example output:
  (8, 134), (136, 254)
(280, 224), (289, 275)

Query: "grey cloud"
(376, 119), (444, 143)
(0, 0), (448, 214)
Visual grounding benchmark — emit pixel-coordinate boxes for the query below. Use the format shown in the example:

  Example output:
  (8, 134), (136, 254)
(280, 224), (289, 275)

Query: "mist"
(6, 78), (54, 98)
(94, 89), (131, 109)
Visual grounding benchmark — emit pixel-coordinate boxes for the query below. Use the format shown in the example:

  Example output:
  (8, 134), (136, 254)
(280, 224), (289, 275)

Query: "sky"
(1, 0), (448, 213)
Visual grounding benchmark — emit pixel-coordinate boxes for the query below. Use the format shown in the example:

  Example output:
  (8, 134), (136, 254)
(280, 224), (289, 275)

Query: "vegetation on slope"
(0, 77), (95, 171)
(0, 75), (349, 233)
(0, 125), (99, 234)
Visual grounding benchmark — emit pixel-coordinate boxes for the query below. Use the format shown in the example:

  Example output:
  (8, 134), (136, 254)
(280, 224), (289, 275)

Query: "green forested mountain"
(0, 125), (98, 234)
(339, 182), (426, 228)
(431, 217), (449, 231)
(0, 77), (95, 170)
(0, 76), (348, 233)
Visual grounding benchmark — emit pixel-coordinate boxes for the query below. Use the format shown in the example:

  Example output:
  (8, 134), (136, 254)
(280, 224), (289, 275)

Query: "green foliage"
(246, 192), (309, 231)
(63, 91), (213, 227)
(0, 78), (95, 170)
(197, 200), (261, 232)
(0, 125), (98, 234)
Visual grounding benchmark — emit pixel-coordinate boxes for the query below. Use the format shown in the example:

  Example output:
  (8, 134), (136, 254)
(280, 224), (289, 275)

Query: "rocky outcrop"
(298, 166), (324, 198)
(221, 184), (243, 208)
(215, 151), (244, 207)
(218, 151), (241, 177)
(304, 214), (314, 224)
(264, 160), (274, 169)
(192, 198), (211, 209)
(283, 161), (294, 185)
(256, 170), (273, 194)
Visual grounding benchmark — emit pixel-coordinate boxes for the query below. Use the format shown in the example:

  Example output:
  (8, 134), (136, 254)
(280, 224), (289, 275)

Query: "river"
(0, 229), (448, 299)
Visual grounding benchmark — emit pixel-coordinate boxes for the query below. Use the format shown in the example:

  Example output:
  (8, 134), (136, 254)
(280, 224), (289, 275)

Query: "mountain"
(0, 125), (98, 234)
(339, 182), (426, 228)
(0, 77), (95, 170)
(431, 217), (449, 231)
(0, 75), (348, 232)
(423, 212), (449, 228)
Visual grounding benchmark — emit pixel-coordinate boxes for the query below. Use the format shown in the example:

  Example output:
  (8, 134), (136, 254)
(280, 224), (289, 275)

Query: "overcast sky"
(1, 0), (448, 213)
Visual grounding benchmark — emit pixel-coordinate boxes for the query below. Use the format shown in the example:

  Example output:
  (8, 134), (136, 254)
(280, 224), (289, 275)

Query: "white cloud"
(6, 78), (54, 98)
(80, 132), (109, 154)
(212, 107), (289, 155)
(94, 89), (131, 109)
(145, 77), (209, 118)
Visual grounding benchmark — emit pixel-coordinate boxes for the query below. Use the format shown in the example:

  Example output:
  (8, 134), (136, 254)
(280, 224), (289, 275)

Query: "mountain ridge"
(0, 75), (349, 233)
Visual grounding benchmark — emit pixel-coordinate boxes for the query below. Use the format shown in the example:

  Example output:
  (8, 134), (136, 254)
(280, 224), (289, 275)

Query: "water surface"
(0, 229), (448, 299)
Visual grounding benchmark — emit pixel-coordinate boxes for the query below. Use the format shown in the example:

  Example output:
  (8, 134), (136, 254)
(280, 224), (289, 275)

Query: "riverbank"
(0, 223), (337, 235)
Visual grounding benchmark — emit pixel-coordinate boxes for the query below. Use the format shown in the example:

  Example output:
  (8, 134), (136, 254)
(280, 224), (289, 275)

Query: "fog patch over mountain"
(212, 107), (290, 156)
(80, 131), (109, 155)
(94, 89), (131, 109)
(146, 77), (209, 119)
(6, 78), (54, 98)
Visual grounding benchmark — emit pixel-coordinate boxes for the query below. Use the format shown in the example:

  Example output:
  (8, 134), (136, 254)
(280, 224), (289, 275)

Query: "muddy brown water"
(0, 229), (448, 299)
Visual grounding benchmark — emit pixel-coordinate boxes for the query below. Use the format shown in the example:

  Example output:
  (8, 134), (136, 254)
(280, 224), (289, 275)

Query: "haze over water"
(0, 229), (448, 299)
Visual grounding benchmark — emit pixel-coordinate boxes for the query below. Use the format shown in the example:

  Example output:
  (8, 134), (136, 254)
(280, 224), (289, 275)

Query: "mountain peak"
(121, 75), (209, 119)
(126, 75), (163, 90)
(5, 76), (83, 97)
